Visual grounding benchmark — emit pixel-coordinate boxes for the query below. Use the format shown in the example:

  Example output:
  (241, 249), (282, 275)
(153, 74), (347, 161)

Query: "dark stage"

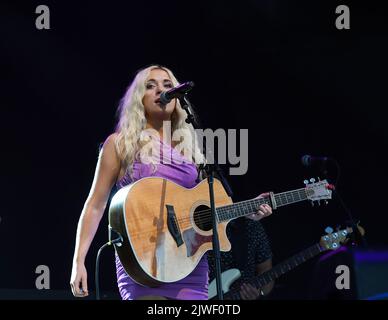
(1, 1), (388, 302)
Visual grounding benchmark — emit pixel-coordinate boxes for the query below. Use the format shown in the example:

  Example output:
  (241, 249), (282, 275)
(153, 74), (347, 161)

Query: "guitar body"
(109, 177), (233, 287)
(208, 269), (241, 299)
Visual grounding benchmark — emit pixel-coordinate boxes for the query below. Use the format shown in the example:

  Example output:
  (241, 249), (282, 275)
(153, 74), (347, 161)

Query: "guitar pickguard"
(182, 228), (212, 257)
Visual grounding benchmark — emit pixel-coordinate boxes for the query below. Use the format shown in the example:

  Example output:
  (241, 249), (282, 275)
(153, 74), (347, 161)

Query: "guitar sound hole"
(193, 205), (213, 231)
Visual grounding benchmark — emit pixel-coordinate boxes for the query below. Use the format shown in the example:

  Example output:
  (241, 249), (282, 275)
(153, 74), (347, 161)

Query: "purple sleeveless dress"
(115, 139), (209, 300)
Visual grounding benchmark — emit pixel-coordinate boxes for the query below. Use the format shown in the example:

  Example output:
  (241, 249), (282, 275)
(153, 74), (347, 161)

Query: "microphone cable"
(95, 231), (123, 300)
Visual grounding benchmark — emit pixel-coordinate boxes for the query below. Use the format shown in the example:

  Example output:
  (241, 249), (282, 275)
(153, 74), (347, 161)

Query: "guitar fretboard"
(224, 243), (324, 300)
(217, 188), (311, 222)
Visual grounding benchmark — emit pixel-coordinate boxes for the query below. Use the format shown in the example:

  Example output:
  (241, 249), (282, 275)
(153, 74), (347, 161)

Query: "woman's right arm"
(70, 133), (121, 298)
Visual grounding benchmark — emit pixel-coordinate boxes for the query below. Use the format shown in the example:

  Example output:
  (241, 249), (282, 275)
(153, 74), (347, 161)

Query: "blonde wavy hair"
(114, 65), (205, 181)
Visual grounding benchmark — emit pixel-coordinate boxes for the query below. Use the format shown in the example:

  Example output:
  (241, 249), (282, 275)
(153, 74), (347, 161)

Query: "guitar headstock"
(304, 178), (334, 205)
(319, 224), (365, 250)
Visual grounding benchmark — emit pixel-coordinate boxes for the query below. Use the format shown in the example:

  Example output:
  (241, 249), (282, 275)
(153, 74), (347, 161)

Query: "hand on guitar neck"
(240, 283), (263, 300)
(246, 192), (272, 221)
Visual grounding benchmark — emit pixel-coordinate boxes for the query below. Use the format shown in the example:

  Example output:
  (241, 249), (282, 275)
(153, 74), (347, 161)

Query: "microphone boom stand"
(179, 94), (233, 300)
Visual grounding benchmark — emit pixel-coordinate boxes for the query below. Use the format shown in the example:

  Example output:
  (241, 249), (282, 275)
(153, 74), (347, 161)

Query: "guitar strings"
(125, 189), (312, 232)
(132, 190), (308, 231)
(174, 188), (308, 225)
(176, 203), (271, 228)
(176, 199), (269, 225)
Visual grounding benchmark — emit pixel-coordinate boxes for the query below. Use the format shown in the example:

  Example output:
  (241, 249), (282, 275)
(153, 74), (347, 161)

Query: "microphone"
(160, 81), (194, 105)
(301, 154), (331, 167)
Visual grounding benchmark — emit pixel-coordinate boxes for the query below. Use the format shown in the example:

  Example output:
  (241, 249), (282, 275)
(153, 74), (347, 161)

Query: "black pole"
(206, 168), (224, 300)
(179, 94), (233, 300)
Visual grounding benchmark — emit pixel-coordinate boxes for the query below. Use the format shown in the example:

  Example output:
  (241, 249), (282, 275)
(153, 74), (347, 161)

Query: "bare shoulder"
(85, 133), (122, 207)
(104, 132), (119, 147)
(95, 133), (121, 174)
(101, 133), (119, 158)
(99, 133), (125, 182)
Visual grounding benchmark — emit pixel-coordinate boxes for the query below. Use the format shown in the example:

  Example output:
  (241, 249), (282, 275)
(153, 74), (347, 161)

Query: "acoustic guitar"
(109, 177), (333, 286)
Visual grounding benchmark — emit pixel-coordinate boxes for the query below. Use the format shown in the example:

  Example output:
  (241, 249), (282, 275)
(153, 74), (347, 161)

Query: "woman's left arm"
(246, 192), (273, 221)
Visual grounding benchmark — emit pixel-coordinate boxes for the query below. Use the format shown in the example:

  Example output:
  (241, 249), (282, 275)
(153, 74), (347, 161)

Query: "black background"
(1, 0), (387, 299)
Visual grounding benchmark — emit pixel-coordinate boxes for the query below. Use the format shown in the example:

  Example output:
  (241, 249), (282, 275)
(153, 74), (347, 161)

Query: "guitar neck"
(217, 188), (310, 222)
(224, 243), (325, 300)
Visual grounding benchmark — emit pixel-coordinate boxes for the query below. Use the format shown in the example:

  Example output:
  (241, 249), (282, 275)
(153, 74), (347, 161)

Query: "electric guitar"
(208, 224), (365, 299)
(109, 176), (333, 286)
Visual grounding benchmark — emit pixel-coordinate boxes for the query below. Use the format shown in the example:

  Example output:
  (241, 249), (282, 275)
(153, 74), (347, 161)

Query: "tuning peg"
(310, 178), (316, 183)
(317, 200), (321, 206)
(311, 201), (314, 207)
(325, 226), (334, 234)
(317, 177), (321, 181)
(303, 179), (309, 186)
(324, 200), (328, 205)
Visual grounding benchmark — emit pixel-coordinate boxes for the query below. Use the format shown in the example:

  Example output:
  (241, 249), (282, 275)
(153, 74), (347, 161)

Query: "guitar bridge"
(166, 205), (183, 247)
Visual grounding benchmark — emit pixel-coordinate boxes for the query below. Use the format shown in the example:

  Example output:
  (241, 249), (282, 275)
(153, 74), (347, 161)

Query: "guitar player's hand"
(240, 283), (262, 300)
(70, 263), (89, 298)
(246, 192), (272, 221)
